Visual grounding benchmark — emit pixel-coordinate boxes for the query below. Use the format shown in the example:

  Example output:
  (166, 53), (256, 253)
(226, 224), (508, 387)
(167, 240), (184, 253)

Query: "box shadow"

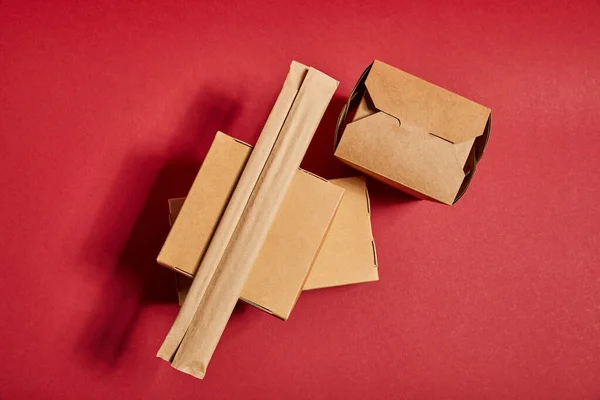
(78, 89), (243, 366)
(301, 95), (358, 180)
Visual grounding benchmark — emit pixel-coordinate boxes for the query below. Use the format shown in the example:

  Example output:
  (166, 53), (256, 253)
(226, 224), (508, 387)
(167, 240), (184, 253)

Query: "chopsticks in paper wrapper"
(156, 61), (308, 362)
(157, 61), (339, 379)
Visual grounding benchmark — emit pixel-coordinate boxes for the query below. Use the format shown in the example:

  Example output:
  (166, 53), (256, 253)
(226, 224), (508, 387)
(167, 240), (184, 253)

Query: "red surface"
(1, 0), (599, 398)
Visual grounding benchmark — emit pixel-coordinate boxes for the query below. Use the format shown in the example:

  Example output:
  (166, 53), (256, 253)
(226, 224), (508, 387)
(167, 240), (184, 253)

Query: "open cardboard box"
(162, 132), (378, 319)
(334, 60), (492, 205)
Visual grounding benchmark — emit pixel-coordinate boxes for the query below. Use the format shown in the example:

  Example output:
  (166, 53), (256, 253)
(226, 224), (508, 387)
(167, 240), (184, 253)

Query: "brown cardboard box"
(237, 168), (344, 319)
(163, 65), (339, 378)
(334, 60), (492, 205)
(172, 175), (378, 300)
(167, 136), (378, 314)
(162, 132), (344, 319)
(303, 176), (378, 290)
(173, 175), (377, 299)
(158, 132), (252, 277)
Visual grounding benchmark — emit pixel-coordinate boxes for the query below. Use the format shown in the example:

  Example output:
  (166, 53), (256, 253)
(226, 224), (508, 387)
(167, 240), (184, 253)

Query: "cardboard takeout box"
(163, 133), (378, 319)
(334, 60), (491, 205)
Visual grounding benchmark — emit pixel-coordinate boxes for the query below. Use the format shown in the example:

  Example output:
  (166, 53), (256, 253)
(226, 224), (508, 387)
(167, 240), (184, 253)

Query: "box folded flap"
(365, 60), (490, 144)
(338, 113), (466, 205)
(334, 60), (492, 205)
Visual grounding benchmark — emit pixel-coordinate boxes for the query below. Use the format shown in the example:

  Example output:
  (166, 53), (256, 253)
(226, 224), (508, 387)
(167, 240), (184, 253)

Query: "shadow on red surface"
(367, 178), (418, 205)
(78, 90), (243, 366)
(301, 95), (355, 179)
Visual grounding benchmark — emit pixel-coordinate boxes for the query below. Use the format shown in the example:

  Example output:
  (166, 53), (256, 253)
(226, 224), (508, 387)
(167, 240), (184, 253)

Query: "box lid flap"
(365, 60), (490, 143)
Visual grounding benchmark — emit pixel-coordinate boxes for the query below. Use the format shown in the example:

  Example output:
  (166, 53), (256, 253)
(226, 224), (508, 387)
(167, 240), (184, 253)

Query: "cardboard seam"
(346, 108), (401, 128)
(371, 240), (378, 268)
(239, 297), (278, 318)
(365, 178), (378, 269)
(429, 132), (454, 144)
(233, 138), (253, 148)
(374, 108), (401, 127)
(299, 168), (328, 182)
(175, 267), (194, 278)
(352, 91), (378, 123)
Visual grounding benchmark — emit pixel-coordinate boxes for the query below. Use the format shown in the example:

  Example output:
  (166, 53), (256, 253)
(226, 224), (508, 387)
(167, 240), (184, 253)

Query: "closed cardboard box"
(303, 176), (378, 290)
(334, 60), (491, 205)
(167, 134), (378, 318)
(161, 132), (344, 319)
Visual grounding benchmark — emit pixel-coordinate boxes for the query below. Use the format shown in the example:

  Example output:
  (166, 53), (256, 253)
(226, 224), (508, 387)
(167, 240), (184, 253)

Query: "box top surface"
(240, 170), (344, 319)
(304, 176), (378, 289)
(334, 61), (492, 204)
(158, 131), (251, 276)
(164, 132), (344, 319)
(366, 60), (490, 144)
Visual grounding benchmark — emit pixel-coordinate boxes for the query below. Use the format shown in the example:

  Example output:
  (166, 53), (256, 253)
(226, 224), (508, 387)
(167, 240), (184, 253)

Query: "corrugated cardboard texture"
(158, 61), (311, 365)
(170, 66), (339, 379)
(303, 176), (378, 290)
(334, 60), (491, 205)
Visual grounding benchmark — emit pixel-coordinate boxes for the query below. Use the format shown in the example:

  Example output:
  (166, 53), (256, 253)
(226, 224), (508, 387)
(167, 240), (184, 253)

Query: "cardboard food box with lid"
(160, 132), (378, 320)
(334, 60), (492, 205)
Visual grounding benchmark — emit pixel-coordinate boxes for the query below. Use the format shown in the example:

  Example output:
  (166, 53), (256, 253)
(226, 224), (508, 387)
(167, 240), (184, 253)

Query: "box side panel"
(157, 132), (251, 275)
(304, 176), (379, 290)
(240, 171), (344, 319)
(367, 60), (491, 144)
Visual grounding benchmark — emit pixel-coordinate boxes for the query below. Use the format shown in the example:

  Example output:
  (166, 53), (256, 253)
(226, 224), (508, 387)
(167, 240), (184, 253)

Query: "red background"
(1, 0), (599, 399)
